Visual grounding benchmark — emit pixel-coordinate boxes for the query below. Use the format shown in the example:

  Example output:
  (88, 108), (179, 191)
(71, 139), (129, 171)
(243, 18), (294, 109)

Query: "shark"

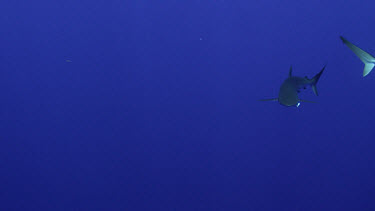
(340, 36), (375, 77)
(261, 65), (326, 107)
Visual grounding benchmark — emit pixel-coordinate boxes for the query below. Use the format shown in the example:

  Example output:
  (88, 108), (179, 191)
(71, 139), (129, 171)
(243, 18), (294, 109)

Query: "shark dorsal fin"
(289, 66), (292, 77)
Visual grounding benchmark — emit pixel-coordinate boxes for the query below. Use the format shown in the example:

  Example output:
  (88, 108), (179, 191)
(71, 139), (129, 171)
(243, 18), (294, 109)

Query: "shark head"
(278, 78), (301, 107)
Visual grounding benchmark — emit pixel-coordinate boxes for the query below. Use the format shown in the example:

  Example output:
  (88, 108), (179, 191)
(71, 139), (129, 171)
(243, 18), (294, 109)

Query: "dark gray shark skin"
(261, 65), (325, 107)
(340, 36), (375, 77)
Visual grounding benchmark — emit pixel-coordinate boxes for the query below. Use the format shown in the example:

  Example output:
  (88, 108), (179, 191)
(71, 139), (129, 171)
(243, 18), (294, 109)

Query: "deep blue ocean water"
(1, 0), (375, 210)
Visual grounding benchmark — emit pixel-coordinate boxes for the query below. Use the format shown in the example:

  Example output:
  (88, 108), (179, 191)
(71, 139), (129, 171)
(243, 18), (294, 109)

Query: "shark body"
(340, 36), (375, 77)
(261, 65), (326, 107)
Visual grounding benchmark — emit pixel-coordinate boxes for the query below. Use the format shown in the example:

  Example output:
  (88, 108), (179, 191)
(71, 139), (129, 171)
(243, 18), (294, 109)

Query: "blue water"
(1, 0), (375, 210)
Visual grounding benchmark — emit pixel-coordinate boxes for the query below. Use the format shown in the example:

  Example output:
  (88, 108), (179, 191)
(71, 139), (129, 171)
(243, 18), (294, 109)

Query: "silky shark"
(261, 65), (326, 107)
(340, 36), (375, 77)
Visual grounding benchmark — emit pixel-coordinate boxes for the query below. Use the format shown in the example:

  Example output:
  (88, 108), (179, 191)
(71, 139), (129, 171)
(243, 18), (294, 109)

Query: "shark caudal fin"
(311, 65), (326, 96)
(340, 36), (375, 77)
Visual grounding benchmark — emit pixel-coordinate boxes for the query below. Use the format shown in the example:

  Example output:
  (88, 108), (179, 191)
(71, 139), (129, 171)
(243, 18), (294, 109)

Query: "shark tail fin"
(340, 36), (375, 77)
(311, 65), (326, 96)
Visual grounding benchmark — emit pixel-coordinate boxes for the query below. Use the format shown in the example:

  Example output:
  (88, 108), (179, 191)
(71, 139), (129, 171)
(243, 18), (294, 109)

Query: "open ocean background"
(1, 0), (375, 210)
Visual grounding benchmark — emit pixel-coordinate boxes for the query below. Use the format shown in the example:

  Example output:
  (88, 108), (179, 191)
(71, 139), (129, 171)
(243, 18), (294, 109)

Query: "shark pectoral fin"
(363, 63), (375, 77)
(340, 36), (375, 77)
(259, 98), (278, 102)
(299, 99), (317, 103)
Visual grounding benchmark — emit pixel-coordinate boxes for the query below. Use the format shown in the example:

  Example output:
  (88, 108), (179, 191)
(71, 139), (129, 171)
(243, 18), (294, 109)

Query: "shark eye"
(296, 102), (301, 107)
